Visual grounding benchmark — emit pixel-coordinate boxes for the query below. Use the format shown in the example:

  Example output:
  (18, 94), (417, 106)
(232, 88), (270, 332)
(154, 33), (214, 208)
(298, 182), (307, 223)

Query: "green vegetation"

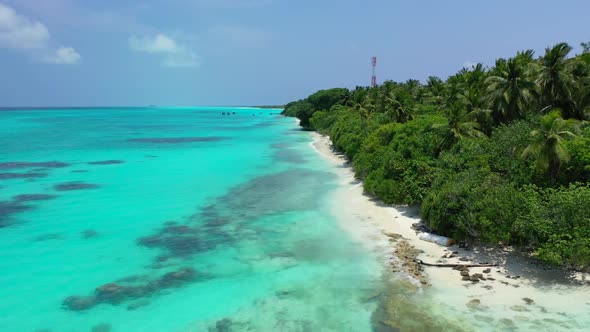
(282, 42), (590, 269)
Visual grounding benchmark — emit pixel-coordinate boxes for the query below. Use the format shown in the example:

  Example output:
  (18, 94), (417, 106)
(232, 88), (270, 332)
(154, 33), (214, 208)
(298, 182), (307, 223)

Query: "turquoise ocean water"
(0, 107), (386, 331)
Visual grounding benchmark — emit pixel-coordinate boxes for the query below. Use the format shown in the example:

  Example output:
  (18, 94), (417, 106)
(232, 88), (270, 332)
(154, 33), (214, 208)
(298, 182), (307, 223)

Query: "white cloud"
(129, 34), (180, 53)
(129, 33), (200, 68)
(0, 3), (80, 65)
(43, 46), (81, 64)
(0, 3), (50, 49)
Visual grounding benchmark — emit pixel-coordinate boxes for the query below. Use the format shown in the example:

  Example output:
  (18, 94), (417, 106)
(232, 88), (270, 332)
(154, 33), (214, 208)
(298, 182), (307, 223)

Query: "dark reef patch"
(62, 267), (197, 311)
(0, 172), (47, 180)
(271, 142), (290, 149)
(127, 137), (228, 144)
(62, 296), (95, 311)
(13, 194), (57, 202)
(136, 169), (331, 263)
(211, 318), (235, 332)
(274, 149), (307, 164)
(32, 233), (63, 242)
(71, 170), (89, 173)
(254, 121), (277, 127)
(0, 201), (33, 227)
(137, 223), (221, 259)
(116, 275), (150, 283)
(91, 323), (112, 332)
(214, 126), (254, 132)
(88, 160), (125, 165)
(207, 169), (332, 218)
(82, 230), (99, 239)
(54, 182), (99, 191)
(0, 161), (70, 170)
(126, 299), (150, 311)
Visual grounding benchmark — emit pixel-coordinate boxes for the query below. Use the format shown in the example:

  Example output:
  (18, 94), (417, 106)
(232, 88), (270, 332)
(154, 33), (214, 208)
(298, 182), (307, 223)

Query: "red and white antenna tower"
(371, 56), (377, 87)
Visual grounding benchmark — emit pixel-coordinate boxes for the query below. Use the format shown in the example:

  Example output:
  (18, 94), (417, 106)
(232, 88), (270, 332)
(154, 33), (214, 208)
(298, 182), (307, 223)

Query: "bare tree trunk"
(414, 259), (498, 268)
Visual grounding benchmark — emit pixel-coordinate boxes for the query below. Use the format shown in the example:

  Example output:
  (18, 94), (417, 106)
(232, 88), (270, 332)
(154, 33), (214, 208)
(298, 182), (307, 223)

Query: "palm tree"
(354, 101), (372, 118)
(490, 58), (508, 76)
(444, 68), (472, 107)
(536, 43), (575, 112)
(432, 103), (485, 156)
(514, 49), (535, 66)
(522, 110), (581, 182)
(403, 79), (422, 101)
(569, 83), (590, 120)
(565, 60), (590, 120)
(353, 100), (374, 135)
(381, 91), (414, 123)
(485, 57), (537, 123)
(468, 108), (494, 136)
(347, 86), (370, 107)
(425, 76), (445, 104)
(457, 83), (493, 135)
(464, 63), (487, 90)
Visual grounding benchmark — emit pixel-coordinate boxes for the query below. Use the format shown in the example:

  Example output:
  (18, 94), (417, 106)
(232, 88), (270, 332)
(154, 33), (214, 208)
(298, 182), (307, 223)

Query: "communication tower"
(371, 56), (377, 87)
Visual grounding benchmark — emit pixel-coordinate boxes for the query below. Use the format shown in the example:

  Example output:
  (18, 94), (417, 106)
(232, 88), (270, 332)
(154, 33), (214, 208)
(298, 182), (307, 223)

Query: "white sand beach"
(310, 131), (590, 331)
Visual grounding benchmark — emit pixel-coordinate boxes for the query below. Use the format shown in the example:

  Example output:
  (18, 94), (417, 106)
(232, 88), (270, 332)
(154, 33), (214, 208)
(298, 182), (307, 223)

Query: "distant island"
(283, 42), (590, 270)
(254, 105), (285, 109)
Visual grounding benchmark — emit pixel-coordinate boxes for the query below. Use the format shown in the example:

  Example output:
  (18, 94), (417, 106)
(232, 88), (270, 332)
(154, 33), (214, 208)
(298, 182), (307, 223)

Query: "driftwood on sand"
(414, 259), (498, 268)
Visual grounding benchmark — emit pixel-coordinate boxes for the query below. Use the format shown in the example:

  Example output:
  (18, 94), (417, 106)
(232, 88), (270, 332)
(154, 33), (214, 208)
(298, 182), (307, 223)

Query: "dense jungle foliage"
(283, 42), (590, 269)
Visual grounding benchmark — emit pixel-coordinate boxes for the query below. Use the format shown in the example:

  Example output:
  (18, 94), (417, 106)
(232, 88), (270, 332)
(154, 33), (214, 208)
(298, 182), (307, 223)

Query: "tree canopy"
(282, 42), (590, 270)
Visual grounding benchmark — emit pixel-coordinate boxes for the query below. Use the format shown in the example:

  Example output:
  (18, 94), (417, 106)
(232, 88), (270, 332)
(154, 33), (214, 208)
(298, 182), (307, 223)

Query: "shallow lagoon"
(0, 107), (386, 331)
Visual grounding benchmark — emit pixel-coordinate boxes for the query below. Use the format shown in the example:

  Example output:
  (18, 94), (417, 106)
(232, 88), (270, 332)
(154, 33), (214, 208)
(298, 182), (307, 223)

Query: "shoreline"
(309, 131), (590, 331)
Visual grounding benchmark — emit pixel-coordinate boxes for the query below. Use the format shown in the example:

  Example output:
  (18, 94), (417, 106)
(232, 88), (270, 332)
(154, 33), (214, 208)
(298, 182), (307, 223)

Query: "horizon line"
(0, 105), (285, 111)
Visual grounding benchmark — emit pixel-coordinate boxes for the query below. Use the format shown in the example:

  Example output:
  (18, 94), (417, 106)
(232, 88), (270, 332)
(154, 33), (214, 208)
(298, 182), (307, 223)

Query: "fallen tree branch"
(414, 259), (498, 268)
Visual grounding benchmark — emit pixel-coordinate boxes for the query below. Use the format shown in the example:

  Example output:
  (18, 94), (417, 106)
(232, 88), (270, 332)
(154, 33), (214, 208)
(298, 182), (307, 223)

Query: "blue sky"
(0, 0), (588, 107)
